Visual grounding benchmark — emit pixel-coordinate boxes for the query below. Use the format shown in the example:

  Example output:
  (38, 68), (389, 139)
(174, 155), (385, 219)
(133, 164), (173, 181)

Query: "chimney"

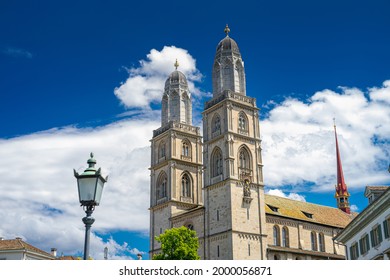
(51, 248), (57, 257)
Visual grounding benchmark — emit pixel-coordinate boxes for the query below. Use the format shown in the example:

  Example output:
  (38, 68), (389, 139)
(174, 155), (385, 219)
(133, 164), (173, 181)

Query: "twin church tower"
(149, 26), (351, 259)
(149, 26), (266, 259)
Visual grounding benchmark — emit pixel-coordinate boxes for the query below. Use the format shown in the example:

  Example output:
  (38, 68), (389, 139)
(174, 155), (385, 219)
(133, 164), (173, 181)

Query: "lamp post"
(74, 153), (108, 260)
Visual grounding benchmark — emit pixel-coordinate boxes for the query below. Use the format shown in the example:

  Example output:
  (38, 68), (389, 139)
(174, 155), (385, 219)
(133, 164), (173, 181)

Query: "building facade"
(0, 238), (56, 260)
(149, 26), (355, 260)
(335, 186), (390, 260)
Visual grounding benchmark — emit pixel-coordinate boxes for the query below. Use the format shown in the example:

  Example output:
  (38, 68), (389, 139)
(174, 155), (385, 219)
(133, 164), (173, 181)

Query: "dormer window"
(267, 205), (279, 213)
(302, 211), (313, 219)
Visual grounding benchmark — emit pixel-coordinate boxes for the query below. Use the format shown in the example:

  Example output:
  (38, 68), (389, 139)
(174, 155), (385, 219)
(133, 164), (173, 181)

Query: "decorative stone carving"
(242, 178), (253, 203)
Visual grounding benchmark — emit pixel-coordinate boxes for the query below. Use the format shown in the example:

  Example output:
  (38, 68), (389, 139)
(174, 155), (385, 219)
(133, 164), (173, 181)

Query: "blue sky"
(0, 0), (389, 259)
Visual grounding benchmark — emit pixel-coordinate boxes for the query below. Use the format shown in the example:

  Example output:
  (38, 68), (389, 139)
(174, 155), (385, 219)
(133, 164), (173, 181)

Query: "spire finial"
(224, 24), (230, 37)
(333, 117), (336, 129)
(174, 59), (179, 70)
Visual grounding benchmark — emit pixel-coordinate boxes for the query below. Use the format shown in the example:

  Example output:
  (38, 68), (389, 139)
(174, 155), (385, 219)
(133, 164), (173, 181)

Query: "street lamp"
(74, 153), (108, 260)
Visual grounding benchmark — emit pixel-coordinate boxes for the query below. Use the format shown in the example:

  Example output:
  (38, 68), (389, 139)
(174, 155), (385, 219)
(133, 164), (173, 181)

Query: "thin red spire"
(334, 124), (347, 195)
(333, 120), (350, 214)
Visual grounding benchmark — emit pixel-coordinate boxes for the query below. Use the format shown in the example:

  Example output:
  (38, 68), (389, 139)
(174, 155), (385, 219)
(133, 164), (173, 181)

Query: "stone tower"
(149, 62), (203, 257)
(202, 25), (267, 259)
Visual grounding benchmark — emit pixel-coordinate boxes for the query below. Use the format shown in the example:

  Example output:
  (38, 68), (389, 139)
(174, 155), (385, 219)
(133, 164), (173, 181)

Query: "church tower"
(149, 62), (203, 257)
(334, 122), (351, 214)
(202, 25), (267, 259)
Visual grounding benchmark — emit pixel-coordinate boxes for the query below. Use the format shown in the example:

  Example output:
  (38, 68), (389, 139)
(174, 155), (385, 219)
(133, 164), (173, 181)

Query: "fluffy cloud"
(266, 189), (306, 202)
(261, 80), (390, 193)
(114, 46), (206, 109)
(0, 117), (158, 259)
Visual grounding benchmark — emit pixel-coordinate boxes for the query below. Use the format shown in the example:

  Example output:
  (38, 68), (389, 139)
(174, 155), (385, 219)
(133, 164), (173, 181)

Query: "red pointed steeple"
(333, 120), (351, 214)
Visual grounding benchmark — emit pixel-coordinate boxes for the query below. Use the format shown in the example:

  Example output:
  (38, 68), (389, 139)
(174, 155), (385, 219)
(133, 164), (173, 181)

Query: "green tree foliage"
(152, 226), (200, 260)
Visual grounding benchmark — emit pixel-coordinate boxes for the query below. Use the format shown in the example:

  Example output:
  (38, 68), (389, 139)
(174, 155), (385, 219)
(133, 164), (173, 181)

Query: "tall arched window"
(311, 231), (318, 251)
(156, 172), (167, 201)
(282, 227), (289, 247)
(181, 173), (191, 198)
(182, 140), (191, 158)
(238, 146), (251, 178)
(212, 114), (221, 137)
(318, 233), (325, 252)
(236, 61), (246, 94)
(170, 91), (180, 120)
(273, 225), (280, 246)
(158, 141), (166, 160)
(161, 94), (168, 125)
(238, 112), (248, 133)
(211, 147), (223, 177)
(222, 64), (233, 91)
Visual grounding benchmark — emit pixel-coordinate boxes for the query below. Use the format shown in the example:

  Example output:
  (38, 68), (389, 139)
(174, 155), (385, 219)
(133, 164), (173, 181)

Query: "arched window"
(211, 148), (223, 177)
(238, 112), (248, 132)
(239, 149), (249, 169)
(161, 94), (168, 125)
(212, 114), (221, 136)
(181, 140), (191, 158)
(236, 61), (246, 94)
(273, 225), (280, 246)
(186, 223), (194, 231)
(181, 173), (191, 198)
(170, 91), (180, 120)
(282, 227), (289, 247)
(222, 64), (233, 91)
(158, 141), (166, 159)
(311, 231), (318, 251)
(182, 92), (191, 124)
(238, 146), (251, 178)
(156, 172), (167, 201)
(318, 233), (325, 252)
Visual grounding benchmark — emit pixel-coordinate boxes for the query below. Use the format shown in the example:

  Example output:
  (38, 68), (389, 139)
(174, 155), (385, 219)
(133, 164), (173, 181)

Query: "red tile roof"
(0, 238), (55, 259)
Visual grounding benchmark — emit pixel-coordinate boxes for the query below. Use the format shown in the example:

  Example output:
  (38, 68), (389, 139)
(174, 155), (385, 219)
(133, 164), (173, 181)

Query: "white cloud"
(350, 204), (359, 213)
(266, 189), (306, 202)
(0, 117), (158, 259)
(262, 80), (390, 193)
(114, 46), (206, 109)
(2, 47), (33, 59)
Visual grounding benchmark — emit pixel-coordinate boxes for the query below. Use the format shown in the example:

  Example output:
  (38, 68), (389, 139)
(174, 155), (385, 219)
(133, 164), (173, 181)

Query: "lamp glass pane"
(94, 178), (105, 205)
(78, 177), (98, 203)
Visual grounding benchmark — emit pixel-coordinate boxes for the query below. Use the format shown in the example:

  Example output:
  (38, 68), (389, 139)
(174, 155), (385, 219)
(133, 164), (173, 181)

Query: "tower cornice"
(204, 90), (258, 112)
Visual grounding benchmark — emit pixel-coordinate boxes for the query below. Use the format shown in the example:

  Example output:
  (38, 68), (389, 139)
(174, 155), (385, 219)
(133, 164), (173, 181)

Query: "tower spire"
(174, 59), (179, 70)
(334, 119), (351, 214)
(224, 24), (230, 37)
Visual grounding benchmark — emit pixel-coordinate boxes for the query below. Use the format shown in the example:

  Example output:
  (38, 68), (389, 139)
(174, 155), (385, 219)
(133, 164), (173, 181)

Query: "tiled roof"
(0, 238), (55, 259)
(365, 186), (389, 192)
(264, 194), (357, 228)
(57, 256), (79, 260)
(268, 245), (345, 259)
